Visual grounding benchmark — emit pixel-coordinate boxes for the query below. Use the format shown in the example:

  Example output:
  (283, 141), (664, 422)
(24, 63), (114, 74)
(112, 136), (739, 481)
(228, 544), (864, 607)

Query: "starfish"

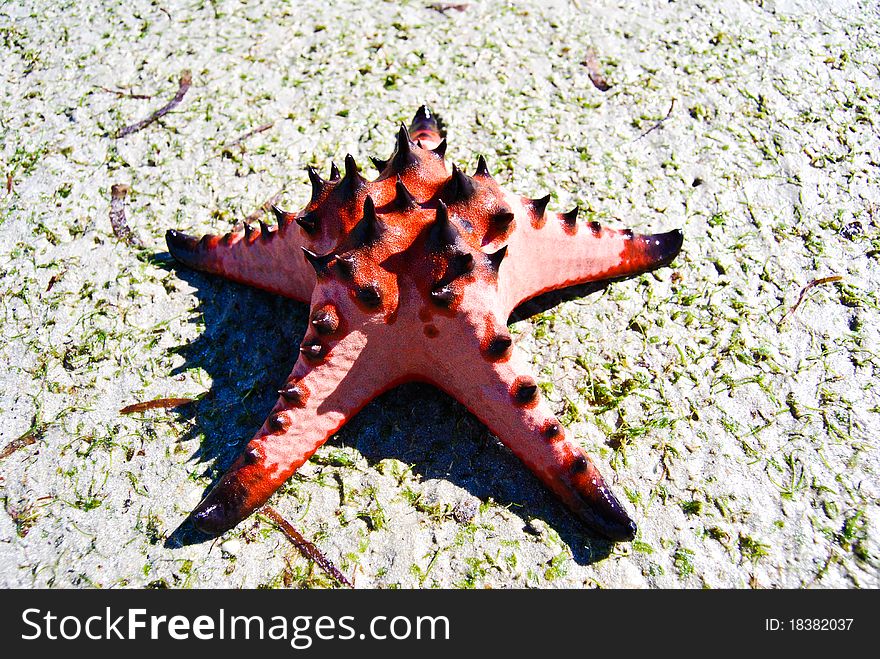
(166, 107), (683, 542)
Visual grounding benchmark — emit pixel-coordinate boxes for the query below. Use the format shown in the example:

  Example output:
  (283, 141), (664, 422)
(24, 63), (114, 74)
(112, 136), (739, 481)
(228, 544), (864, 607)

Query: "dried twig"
(777, 276), (843, 327)
(120, 397), (196, 414)
(97, 85), (153, 100)
(46, 273), (62, 292)
(636, 98), (676, 140)
(241, 189), (284, 227)
(115, 69), (192, 139)
(109, 184), (144, 247)
(0, 429), (38, 461)
(261, 505), (353, 588)
(6, 173), (12, 195)
(428, 2), (470, 12)
(223, 122), (274, 150)
(583, 47), (612, 92)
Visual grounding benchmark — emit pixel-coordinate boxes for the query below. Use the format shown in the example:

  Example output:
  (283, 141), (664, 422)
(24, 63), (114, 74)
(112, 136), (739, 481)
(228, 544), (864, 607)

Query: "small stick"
(636, 98), (676, 140)
(6, 173), (12, 194)
(120, 397), (195, 414)
(97, 85), (153, 100)
(583, 47), (612, 92)
(115, 69), (192, 139)
(777, 276), (843, 327)
(0, 429), (38, 461)
(428, 2), (470, 12)
(109, 184), (144, 247)
(223, 122), (274, 149)
(261, 505), (353, 588)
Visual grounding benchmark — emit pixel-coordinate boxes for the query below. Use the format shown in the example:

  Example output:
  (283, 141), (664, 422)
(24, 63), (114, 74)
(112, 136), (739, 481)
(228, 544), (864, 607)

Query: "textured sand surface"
(1, 0), (878, 588)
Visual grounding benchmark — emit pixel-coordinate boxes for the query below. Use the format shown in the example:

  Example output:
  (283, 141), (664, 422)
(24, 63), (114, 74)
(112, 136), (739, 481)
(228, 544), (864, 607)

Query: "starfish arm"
(166, 223), (315, 302)
(418, 287), (637, 541)
(498, 203), (683, 314)
(189, 330), (386, 535)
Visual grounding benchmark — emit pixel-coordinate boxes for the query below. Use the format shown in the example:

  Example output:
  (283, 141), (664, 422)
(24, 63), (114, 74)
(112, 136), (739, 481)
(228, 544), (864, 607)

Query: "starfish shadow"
(338, 384), (616, 565)
(157, 255), (615, 565)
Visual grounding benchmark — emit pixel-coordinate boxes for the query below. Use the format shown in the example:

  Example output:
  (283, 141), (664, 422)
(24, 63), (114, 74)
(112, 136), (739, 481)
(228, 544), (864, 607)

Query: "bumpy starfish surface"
(166, 107), (682, 542)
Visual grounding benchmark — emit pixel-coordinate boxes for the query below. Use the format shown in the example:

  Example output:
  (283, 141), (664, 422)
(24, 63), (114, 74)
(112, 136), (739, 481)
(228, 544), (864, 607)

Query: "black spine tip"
(329, 162), (340, 180)
(344, 154), (358, 177)
(513, 379), (539, 405)
(270, 204), (287, 224)
(530, 194), (551, 217)
(310, 309), (339, 335)
(338, 154), (365, 197)
(390, 124), (416, 173)
(280, 382), (309, 407)
(561, 207), (579, 227)
(475, 155), (491, 178)
(432, 139), (447, 159)
(355, 284), (382, 309)
(296, 211), (319, 235)
(334, 253), (356, 280)
(451, 251), (475, 277)
(491, 209), (515, 228)
(302, 247), (335, 278)
(300, 339), (325, 360)
(244, 446), (260, 464)
(394, 176), (417, 210)
(485, 333), (513, 360)
(398, 123), (412, 146)
(427, 201), (463, 253)
(436, 200), (448, 225)
(543, 421), (562, 440)
(486, 245), (507, 273)
(364, 195), (377, 220)
(307, 166), (324, 203)
(351, 196), (383, 246)
(430, 284), (455, 307)
(268, 413), (287, 432)
(444, 164), (476, 203)
(371, 156), (389, 172)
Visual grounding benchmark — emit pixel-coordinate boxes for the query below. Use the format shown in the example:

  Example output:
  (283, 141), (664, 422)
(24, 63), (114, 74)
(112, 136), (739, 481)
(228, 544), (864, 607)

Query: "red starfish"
(166, 107), (682, 542)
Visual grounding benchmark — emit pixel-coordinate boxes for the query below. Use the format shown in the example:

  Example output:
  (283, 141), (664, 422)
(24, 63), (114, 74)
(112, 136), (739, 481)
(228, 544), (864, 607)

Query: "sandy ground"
(1, 0), (878, 588)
